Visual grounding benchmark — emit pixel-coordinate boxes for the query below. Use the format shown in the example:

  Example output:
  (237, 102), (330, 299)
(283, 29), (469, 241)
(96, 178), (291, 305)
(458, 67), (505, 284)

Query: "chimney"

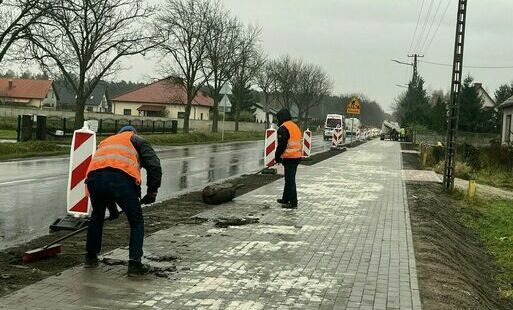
(8, 79), (13, 89)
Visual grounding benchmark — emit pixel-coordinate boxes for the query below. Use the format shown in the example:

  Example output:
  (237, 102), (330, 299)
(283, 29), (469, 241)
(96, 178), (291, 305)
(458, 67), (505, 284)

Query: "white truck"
(323, 114), (344, 141)
(380, 121), (400, 141)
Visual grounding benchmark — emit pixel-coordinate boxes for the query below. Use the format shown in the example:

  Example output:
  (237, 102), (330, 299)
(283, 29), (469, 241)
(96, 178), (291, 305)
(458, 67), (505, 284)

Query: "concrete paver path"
(0, 140), (421, 310)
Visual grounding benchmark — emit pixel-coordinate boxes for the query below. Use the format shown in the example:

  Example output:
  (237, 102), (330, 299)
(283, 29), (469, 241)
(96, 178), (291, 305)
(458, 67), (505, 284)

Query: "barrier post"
(331, 126), (342, 149)
(261, 127), (278, 174)
(50, 122), (97, 231)
(302, 128), (312, 159)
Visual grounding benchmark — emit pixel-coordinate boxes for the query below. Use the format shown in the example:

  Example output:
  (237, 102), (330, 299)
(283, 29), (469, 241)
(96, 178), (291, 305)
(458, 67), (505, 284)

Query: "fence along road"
(0, 136), (329, 250)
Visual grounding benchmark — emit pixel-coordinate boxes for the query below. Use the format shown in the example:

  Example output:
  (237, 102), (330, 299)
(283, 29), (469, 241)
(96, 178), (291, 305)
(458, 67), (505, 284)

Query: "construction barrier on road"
(331, 127), (343, 148)
(302, 129), (312, 158)
(356, 128), (361, 141)
(264, 128), (277, 168)
(67, 122), (96, 217)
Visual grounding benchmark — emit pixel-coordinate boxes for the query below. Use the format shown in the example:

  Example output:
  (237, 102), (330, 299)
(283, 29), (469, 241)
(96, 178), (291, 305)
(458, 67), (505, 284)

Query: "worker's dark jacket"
(275, 110), (301, 165)
(88, 135), (162, 194)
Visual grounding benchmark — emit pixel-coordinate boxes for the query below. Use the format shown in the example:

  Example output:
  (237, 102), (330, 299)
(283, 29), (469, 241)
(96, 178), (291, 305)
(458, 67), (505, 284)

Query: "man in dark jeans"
(275, 108), (302, 209)
(85, 126), (162, 276)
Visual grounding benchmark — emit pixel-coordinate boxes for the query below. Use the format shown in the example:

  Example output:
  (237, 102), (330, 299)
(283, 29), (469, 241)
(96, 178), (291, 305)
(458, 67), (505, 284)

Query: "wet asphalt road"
(0, 136), (329, 250)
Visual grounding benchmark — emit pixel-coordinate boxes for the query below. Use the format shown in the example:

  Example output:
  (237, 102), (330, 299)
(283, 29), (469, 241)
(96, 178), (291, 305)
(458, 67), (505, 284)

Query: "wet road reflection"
(0, 136), (329, 249)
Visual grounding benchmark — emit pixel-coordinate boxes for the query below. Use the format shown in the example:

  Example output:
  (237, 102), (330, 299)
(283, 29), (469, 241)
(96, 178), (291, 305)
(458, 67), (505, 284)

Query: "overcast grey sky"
(120, 0), (513, 112)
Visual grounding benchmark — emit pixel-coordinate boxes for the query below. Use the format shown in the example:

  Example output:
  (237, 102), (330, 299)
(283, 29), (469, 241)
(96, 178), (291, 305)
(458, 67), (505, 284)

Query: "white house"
(0, 78), (57, 109)
(111, 78), (213, 119)
(499, 95), (513, 144)
(251, 103), (277, 124)
(474, 83), (496, 109)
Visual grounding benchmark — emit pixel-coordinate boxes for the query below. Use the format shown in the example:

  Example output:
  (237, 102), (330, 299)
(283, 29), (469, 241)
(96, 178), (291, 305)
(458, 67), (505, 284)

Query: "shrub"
(434, 160), (473, 179)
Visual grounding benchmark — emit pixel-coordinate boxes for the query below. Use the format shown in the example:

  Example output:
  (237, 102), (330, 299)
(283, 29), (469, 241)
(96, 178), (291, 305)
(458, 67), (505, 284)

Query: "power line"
(418, 0), (444, 53)
(413, 0), (435, 52)
(408, 0), (426, 55)
(423, 0), (451, 54)
(420, 59), (513, 69)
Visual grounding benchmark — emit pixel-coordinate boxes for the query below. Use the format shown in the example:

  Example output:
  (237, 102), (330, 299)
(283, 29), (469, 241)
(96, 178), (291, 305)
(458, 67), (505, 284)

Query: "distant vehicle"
(324, 114), (344, 141)
(345, 117), (361, 141)
(380, 121), (400, 141)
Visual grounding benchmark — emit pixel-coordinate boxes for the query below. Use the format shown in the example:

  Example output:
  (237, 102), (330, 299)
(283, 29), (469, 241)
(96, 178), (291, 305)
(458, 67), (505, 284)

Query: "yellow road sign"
(347, 97), (361, 115)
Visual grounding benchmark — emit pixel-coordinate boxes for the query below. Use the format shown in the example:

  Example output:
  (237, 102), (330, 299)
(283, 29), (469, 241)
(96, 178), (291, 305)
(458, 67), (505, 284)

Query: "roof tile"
(112, 79), (213, 107)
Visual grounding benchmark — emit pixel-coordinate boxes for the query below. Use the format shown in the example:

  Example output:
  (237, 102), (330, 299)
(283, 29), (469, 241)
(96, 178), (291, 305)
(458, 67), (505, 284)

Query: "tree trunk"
(74, 95), (86, 129)
(183, 96), (193, 133)
(304, 105), (310, 129)
(264, 92), (270, 128)
(235, 109), (240, 132)
(211, 96), (219, 133)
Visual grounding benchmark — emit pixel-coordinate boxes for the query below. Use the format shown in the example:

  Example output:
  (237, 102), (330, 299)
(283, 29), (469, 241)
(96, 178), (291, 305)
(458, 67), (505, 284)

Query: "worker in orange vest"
(275, 108), (302, 209)
(84, 126), (162, 276)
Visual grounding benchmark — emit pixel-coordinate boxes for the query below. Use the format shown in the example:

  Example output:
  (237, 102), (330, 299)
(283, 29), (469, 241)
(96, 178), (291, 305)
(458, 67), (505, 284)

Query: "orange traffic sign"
(347, 97), (361, 115)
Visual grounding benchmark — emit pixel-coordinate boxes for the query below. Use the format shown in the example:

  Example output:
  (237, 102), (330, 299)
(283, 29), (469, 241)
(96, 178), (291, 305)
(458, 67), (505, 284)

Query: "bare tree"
(155, 0), (213, 133)
(24, 0), (157, 129)
(230, 25), (262, 131)
(255, 56), (276, 128)
(294, 64), (332, 128)
(0, 0), (49, 65)
(273, 55), (303, 110)
(202, 7), (243, 133)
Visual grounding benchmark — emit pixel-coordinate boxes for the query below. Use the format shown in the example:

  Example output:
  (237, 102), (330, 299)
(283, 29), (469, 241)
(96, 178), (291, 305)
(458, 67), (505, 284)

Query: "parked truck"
(380, 121), (400, 141)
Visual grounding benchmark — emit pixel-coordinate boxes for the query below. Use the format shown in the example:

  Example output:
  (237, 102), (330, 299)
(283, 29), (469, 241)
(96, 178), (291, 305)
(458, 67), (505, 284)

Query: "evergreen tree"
(458, 76), (484, 132)
(395, 72), (431, 128)
(495, 82), (513, 105)
(430, 95), (447, 133)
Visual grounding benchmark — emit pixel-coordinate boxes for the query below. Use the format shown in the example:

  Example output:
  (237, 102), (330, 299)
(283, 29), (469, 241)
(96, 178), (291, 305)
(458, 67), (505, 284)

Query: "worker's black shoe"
(277, 199), (289, 205)
(281, 203), (298, 209)
(84, 255), (99, 268)
(128, 260), (149, 276)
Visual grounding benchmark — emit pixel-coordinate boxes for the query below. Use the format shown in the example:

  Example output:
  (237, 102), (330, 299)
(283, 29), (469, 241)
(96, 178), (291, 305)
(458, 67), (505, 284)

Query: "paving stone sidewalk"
(0, 140), (421, 310)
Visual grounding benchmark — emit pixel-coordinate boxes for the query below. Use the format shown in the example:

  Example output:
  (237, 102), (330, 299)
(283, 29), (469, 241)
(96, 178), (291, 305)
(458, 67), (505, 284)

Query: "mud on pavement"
(0, 147), (346, 298)
(404, 148), (513, 310)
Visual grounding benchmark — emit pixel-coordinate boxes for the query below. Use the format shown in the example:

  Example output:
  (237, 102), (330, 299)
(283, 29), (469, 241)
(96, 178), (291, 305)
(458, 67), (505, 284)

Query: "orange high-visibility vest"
(281, 120), (302, 159)
(87, 131), (142, 184)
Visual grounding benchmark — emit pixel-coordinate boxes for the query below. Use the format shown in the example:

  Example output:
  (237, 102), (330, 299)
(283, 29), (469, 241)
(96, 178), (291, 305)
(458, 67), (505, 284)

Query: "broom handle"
(44, 211), (124, 249)
(44, 225), (89, 249)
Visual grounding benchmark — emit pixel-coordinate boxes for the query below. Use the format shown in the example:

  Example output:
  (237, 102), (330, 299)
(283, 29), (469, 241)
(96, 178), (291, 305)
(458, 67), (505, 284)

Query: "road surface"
(0, 136), (329, 250)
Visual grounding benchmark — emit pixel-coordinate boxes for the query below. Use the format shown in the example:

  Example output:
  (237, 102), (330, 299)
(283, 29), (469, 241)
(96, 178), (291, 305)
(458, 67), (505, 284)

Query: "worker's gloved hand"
(106, 201), (119, 220)
(141, 192), (157, 205)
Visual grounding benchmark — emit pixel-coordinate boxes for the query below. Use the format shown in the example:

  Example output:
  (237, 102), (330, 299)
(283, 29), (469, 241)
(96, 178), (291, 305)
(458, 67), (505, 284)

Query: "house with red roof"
(0, 78), (57, 109)
(111, 78), (213, 120)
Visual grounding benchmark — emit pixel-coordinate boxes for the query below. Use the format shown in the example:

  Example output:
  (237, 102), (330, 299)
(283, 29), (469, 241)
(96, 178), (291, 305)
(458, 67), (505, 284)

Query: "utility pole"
(407, 54), (424, 81)
(443, 0), (468, 191)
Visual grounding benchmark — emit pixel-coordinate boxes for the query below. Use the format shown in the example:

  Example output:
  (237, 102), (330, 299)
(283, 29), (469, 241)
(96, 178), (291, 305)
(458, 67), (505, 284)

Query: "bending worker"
(84, 126), (162, 276)
(275, 108), (302, 209)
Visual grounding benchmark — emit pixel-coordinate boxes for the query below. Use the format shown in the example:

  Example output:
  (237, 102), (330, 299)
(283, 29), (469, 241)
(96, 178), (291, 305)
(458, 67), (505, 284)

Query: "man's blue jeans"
(85, 169), (144, 262)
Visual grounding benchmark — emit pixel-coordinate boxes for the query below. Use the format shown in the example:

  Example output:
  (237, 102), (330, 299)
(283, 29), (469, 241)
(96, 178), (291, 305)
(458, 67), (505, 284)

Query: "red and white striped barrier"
(331, 128), (343, 148)
(67, 123), (96, 217)
(264, 128), (277, 167)
(302, 129), (312, 158)
(356, 128), (361, 141)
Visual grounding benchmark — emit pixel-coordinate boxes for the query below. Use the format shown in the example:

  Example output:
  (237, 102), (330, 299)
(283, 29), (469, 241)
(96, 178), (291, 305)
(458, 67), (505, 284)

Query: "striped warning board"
(67, 124), (96, 216)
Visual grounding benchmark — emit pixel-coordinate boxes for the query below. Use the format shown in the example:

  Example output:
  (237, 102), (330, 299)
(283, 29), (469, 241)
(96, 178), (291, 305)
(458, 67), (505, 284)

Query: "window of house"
(200, 113), (203, 120)
(123, 109), (132, 116)
(506, 115), (512, 142)
(87, 107), (93, 112)
(177, 112), (185, 119)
